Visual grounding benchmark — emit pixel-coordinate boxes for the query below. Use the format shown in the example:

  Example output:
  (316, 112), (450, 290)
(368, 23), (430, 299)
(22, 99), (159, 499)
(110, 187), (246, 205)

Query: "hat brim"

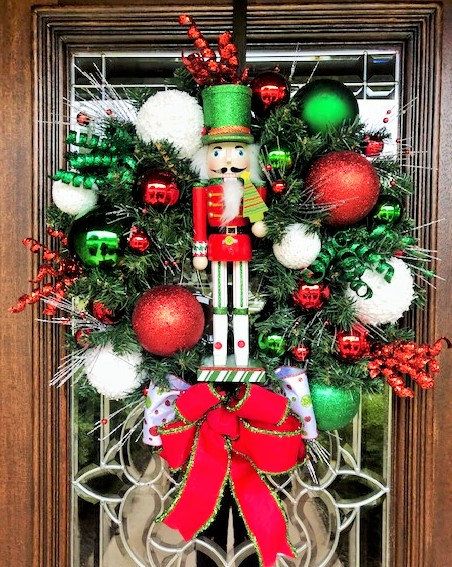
(202, 133), (254, 145)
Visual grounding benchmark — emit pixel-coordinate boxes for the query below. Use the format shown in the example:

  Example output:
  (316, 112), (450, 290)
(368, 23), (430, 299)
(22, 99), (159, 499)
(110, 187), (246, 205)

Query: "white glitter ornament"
(135, 90), (203, 159)
(52, 180), (98, 216)
(84, 344), (143, 400)
(346, 257), (415, 325)
(273, 223), (321, 269)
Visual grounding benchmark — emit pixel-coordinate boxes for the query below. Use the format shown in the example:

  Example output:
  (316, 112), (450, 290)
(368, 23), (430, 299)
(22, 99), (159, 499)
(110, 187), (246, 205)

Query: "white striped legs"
(233, 261), (249, 367)
(212, 261), (228, 366)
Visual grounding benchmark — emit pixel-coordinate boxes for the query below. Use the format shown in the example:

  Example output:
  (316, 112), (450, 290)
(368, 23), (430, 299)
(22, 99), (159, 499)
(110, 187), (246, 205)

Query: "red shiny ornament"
(90, 300), (118, 325)
(76, 112), (91, 126)
(293, 282), (331, 310)
(74, 328), (92, 348)
(336, 327), (370, 361)
(363, 135), (385, 157)
(132, 285), (205, 356)
(127, 226), (151, 253)
(250, 71), (290, 118)
(306, 151), (381, 227)
(291, 344), (311, 362)
(383, 117), (389, 123)
(271, 179), (288, 194)
(139, 170), (180, 207)
(101, 418), (109, 425)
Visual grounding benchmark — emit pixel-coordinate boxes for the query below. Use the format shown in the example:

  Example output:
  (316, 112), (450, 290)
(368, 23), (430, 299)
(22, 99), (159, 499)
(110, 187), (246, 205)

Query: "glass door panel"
(70, 48), (400, 567)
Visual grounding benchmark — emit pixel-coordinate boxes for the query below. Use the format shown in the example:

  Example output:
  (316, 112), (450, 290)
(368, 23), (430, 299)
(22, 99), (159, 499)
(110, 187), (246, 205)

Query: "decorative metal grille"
(70, 48), (399, 567)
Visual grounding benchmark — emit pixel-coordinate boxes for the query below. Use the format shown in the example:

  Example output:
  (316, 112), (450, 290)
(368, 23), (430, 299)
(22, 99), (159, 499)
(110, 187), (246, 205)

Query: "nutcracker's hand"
(193, 256), (208, 270)
(251, 220), (268, 238)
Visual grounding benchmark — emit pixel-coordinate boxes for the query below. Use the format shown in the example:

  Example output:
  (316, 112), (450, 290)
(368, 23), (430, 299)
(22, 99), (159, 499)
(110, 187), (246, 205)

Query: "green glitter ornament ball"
(310, 383), (361, 431)
(69, 212), (125, 268)
(294, 79), (359, 133)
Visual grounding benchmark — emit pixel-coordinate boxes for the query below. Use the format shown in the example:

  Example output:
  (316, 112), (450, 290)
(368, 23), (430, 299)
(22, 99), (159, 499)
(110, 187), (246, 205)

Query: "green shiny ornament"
(258, 332), (286, 356)
(69, 212), (125, 268)
(294, 79), (359, 133)
(267, 148), (292, 170)
(372, 196), (403, 224)
(310, 383), (361, 431)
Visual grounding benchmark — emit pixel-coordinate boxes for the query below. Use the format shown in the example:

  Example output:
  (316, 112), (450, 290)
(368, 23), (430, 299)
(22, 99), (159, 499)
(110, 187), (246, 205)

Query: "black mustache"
(219, 166), (246, 173)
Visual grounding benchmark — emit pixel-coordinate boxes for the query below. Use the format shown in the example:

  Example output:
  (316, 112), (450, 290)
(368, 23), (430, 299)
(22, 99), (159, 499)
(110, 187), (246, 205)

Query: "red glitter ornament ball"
(250, 71), (290, 118)
(90, 301), (118, 325)
(271, 179), (288, 194)
(132, 285), (205, 356)
(128, 226), (151, 253)
(139, 170), (180, 207)
(291, 344), (311, 362)
(336, 326), (370, 361)
(293, 281), (331, 310)
(306, 151), (381, 227)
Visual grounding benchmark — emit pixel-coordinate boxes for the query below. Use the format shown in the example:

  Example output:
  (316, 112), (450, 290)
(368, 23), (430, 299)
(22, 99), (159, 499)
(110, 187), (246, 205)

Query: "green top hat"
(201, 84), (254, 145)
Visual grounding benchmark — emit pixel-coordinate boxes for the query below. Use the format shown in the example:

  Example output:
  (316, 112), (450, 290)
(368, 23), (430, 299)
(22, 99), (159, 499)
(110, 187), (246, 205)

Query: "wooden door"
(0, 2), (451, 566)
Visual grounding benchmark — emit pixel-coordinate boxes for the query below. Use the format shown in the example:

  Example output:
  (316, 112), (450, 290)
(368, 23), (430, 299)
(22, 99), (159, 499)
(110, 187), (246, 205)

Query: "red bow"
(158, 383), (306, 567)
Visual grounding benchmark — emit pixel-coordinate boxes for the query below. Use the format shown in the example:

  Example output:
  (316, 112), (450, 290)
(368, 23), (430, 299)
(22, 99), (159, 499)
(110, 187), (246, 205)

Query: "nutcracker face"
(206, 142), (251, 179)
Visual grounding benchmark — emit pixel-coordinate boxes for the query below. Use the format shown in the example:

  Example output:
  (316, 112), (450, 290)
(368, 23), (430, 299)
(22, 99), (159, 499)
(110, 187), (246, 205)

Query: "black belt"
(215, 226), (248, 235)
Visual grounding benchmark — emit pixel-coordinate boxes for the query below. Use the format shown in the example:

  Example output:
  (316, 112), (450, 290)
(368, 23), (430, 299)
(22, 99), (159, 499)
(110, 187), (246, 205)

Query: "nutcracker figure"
(191, 84), (268, 378)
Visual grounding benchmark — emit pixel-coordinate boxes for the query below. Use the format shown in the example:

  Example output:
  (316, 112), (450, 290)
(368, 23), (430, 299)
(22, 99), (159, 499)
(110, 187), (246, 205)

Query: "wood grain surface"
(0, 2), (450, 566)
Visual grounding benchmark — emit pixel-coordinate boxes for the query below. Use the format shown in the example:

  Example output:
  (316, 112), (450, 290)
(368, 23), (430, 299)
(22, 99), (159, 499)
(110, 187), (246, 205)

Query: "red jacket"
(193, 182), (267, 262)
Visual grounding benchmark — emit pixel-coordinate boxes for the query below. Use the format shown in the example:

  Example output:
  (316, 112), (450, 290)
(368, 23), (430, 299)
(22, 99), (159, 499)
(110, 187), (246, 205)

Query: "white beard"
(221, 178), (244, 224)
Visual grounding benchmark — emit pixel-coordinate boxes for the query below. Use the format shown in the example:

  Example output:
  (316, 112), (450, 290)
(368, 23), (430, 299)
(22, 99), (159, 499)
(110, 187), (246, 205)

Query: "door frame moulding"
(32, 3), (445, 566)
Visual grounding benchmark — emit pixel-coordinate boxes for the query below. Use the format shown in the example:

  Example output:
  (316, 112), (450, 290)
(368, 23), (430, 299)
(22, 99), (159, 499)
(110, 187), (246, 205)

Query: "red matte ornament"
(159, 383), (305, 567)
(293, 281), (330, 310)
(132, 285), (205, 356)
(127, 226), (151, 253)
(250, 71), (290, 118)
(90, 301), (118, 325)
(336, 326), (370, 361)
(306, 151), (381, 227)
(139, 170), (180, 207)
(291, 344), (311, 362)
(271, 179), (288, 194)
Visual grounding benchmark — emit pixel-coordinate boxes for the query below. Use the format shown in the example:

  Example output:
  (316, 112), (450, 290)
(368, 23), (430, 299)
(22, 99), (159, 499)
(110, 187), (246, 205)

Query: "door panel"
(0, 2), (451, 566)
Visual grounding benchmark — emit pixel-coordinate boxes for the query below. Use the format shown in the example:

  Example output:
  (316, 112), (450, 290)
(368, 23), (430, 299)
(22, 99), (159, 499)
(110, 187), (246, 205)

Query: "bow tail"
(162, 422), (230, 540)
(229, 454), (294, 567)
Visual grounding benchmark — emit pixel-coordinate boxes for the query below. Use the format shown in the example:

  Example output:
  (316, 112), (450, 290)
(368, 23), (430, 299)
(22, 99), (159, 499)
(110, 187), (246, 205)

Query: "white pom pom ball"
(273, 223), (321, 269)
(84, 344), (143, 399)
(135, 90), (203, 159)
(52, 180), (98, 216)
(346, 257), (415, 325)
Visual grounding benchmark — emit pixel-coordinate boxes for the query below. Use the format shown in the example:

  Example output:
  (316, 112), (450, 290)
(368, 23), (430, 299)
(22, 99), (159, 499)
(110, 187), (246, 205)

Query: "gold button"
(209, 212), (214, 218)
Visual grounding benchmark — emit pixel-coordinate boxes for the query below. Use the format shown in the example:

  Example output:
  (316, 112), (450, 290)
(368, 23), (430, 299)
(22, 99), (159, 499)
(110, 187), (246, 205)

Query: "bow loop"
(229, 384), (289, 425)
(176, 383), (223, 422)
